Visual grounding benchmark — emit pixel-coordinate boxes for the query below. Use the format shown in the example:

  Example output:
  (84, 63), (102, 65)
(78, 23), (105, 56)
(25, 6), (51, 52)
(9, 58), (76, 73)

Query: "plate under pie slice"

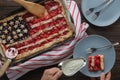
(0, 0), (74, 62)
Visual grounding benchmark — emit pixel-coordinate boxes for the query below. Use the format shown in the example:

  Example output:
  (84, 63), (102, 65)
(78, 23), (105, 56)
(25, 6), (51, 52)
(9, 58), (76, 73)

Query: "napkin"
(6, 0), (89, 80)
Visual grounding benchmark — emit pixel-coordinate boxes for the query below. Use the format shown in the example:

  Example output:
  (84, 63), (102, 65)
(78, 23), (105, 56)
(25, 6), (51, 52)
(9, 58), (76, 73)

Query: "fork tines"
(85, 8), (94, 15)
(92, 12), (100, 20)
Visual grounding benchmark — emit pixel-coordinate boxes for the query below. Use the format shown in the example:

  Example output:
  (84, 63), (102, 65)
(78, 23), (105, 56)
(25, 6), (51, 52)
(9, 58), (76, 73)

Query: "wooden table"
(0, 0), (120, 80)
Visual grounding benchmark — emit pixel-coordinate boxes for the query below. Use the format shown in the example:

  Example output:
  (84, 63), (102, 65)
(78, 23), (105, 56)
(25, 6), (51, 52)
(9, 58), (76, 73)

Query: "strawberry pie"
(88, 54), (104, 71)
(0, 0), (74, 60)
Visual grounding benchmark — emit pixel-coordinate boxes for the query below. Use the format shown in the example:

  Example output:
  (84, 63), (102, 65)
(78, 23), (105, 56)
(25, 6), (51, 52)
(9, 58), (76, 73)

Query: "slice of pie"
(0, 0), (74, 61)
(88, 54), (104, 71)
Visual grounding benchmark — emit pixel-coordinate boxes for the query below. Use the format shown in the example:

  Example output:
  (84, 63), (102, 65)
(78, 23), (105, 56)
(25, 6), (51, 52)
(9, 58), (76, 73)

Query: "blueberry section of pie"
(0, 16), (30, 45)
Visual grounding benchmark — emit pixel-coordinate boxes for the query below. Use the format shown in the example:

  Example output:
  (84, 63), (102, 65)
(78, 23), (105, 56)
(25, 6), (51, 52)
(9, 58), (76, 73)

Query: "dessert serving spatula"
(13, 0), (47, 18)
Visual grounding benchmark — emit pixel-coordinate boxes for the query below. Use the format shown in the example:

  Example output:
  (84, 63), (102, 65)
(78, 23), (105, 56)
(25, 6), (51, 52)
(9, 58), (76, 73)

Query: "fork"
(85, 0), (110, 15)
(92, 0), (114, 20)
(86, 42), (119, 54)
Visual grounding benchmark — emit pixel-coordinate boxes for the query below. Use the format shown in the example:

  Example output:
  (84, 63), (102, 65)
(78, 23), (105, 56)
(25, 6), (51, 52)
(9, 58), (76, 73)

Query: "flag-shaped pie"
(0, 0), (74, 60)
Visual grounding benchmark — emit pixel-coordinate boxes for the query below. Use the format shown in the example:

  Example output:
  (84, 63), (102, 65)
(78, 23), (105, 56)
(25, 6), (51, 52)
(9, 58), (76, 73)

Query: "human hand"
(90, 71), (111, 80)
(100, 72), (111, 80)
(41, 67), (62, 80)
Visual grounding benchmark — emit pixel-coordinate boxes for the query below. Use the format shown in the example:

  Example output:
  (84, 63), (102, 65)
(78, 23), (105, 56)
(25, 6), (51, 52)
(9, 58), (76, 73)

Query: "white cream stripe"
(47, 11), (81, 51)
(26, 16), (35, 22)
(30, 14), (64, 28)
(6, 23), (66, 48)
(17, 28), (68, 50)
(50, 1), (82, 50)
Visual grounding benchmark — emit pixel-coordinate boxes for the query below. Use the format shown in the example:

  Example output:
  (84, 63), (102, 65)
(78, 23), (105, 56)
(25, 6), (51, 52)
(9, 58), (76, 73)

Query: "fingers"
(49, 67), (62, 80)
(105, 72), (111, 80)
(100, 72), (105, 80)
(100, 72), (111, 80)
(44, 67), (60, 75)
(41, 67), (62, 80)
(53, 70), (62, 80)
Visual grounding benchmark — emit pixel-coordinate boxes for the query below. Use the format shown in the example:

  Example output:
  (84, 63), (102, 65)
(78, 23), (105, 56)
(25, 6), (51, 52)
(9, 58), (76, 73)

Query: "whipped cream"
(62, 59), (86, 76)
(5, 48), (18, 59)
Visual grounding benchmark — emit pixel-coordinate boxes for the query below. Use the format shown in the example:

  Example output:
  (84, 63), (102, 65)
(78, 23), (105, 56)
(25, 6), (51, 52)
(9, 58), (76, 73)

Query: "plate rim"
(81, 0), (120, 27)
(73, 34), (116, 77)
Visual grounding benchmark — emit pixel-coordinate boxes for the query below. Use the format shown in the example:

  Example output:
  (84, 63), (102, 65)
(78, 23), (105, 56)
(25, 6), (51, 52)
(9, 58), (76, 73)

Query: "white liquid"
(62, 59), (85, 76)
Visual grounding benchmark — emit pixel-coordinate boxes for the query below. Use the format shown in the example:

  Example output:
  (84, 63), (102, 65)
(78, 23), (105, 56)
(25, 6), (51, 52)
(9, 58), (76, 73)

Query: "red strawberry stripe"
(45, 1), (59, 10)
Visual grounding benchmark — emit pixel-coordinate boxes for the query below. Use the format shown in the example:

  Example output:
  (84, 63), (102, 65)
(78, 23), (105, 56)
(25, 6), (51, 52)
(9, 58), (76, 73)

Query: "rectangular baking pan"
(0, 0), (75, 66)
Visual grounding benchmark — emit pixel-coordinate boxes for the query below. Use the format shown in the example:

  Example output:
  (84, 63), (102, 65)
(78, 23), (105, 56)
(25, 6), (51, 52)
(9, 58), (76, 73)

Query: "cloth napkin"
(6, 0), (89, 80)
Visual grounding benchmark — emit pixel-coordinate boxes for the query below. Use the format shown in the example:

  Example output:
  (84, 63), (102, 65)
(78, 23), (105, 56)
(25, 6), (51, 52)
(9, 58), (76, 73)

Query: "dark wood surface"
(0, 0), (120, 80)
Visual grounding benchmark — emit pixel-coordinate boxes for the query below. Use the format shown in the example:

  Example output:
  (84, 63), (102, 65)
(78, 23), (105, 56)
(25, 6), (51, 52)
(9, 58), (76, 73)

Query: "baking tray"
(0, 0), (75, 66)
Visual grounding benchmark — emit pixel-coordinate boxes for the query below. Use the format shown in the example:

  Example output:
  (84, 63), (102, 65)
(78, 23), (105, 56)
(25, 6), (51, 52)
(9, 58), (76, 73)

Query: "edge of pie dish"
(0, 0), (75, 65)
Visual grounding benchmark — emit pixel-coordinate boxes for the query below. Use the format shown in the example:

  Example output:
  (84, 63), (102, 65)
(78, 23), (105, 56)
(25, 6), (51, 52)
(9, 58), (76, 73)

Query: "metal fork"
(85, 0), (110, 15)
(87, 42), (119, 54)
(92, 0), (114, 20)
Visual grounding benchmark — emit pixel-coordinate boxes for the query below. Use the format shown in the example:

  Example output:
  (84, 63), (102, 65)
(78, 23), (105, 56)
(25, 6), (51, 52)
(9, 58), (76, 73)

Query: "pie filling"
(88, 54), (104, 71)
(0, 0), (74, 60)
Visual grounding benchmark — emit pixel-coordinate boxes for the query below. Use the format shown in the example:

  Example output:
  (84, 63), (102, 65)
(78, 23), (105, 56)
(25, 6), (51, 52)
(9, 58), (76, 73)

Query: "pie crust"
(0, 0), (74, 61)
(88, 54), (104, 71)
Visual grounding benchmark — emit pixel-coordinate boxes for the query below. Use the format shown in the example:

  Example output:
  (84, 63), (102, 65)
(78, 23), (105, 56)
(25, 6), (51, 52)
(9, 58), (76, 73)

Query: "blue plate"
(73, 35), (116, 77)
(81, 0), (120, 27)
